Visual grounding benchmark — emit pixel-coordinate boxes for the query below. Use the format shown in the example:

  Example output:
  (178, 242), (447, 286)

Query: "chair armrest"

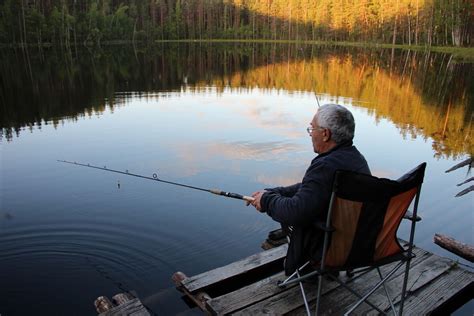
(315, 221), (335, 232)
(403, 210), (422, 222)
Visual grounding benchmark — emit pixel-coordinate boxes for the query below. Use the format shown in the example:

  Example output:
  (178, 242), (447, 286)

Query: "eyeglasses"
(306, 126), (324, 135)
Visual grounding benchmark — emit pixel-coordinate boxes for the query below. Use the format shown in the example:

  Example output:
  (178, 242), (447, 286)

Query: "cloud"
(255, 171), (305, 187)
(165, 140), (306, 178)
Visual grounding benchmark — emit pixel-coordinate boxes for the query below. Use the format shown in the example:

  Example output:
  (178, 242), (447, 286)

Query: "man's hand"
(247, 190), (267, 212)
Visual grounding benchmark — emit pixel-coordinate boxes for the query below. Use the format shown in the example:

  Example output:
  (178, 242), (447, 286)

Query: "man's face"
(310, 114), (325, 153)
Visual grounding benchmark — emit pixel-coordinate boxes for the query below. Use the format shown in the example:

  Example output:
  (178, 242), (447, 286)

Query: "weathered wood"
(207, 271), (294, 315)
(289, 251), (454, 315)
(211, 247), (422, 315)
(95, 296), (114, 313)
(457, 176), (474, 186)
(181, 244), (288, 293)
(261, 238), (288, 250)
(98, 298), (150, 316)
(395, 268), (474, 315)
(445, 157), (472, 173)
(173, 270), (213, 311)
(112, 292), (134, 305)
(434, 233), (474, 262)
(232, 276), (334, 316)
(279, 247), (429, 315)
(182, 288), (211, 311)
(174, 238), (474, 316)
(261, 240), (276, 250)
(357, 251), (455, 315)
(455, 184), (474, 197)
(172, 271), (187, 288)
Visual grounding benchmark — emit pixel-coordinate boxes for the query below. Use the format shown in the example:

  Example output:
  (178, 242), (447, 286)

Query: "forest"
(0, 0), (472, 47)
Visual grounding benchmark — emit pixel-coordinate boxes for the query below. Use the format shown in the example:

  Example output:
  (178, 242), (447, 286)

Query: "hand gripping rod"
(57, 160), (254, 202)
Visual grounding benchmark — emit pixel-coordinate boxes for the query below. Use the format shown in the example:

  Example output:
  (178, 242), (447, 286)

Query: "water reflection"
(1, 43), (472, 158)
(1, 68), (473, 315)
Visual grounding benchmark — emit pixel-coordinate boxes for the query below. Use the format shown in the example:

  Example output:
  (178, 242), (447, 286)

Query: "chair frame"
(278, 164), (425, 315)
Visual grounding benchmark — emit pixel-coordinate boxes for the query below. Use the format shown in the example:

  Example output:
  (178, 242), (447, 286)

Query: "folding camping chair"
(278, 162), (426, 315)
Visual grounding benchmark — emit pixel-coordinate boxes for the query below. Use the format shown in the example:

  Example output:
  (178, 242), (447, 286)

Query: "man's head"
(309, 104), (355, 154)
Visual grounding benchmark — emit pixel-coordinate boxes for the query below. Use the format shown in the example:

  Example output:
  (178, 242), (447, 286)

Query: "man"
(249, 104), (370, 275)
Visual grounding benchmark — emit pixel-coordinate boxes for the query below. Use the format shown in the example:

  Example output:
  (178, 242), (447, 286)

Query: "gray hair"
(316, 104), (355, 144)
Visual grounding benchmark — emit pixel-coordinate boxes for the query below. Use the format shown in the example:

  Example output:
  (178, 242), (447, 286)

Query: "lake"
(0, 42), (472, 315)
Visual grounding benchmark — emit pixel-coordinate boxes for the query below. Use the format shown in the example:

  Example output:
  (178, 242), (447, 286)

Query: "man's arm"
(266, 183), (301, 197)
(260, 162), (332, 226)
(248, 184), (301, 209)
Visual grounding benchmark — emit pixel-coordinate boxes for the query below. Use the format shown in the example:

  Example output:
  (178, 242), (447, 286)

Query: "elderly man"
(249, 104), (370, 275)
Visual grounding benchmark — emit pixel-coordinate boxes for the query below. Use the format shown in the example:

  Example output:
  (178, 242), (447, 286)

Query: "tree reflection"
(0, 43), (472, 158)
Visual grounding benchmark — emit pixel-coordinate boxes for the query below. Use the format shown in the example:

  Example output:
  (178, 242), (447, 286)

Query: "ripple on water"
(0, 220), (182, 282)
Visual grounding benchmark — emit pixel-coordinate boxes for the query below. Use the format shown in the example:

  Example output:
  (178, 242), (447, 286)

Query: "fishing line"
(86, 256), (158, 316)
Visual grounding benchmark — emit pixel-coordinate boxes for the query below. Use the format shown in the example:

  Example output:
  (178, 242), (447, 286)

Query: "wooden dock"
(173, 236), (474, 315)
(94, 292), (151, 316)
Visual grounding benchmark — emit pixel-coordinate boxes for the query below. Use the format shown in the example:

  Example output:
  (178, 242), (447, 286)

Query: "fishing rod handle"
(210, 189), (255, 202)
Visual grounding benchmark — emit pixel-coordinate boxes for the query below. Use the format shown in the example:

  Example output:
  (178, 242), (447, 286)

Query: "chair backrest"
(323, 163), (426, 269)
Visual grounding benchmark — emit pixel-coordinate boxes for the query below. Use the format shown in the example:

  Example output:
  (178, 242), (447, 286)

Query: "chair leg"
(336, 278), (387, 315)
(279, 261), (310, 286)
(343, 261), (404, 315)
(377, 268), (396, 316)
(315, 274), (324, 315)
(398, 259), (412, 315)
(296, 269), (311, 316)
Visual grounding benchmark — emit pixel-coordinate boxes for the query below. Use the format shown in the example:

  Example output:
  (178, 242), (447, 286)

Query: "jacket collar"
(315, 140), (353, 159)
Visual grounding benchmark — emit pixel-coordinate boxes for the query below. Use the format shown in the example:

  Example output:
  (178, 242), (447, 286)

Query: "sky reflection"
(2, 85), (472, 316)
(1, 44), (473, 316)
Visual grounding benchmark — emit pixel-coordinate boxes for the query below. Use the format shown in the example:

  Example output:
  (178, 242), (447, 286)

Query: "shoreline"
(1, 39), (472, 61)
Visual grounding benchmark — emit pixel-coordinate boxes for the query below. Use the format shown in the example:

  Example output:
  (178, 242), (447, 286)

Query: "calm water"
(1, 43), (473, 315)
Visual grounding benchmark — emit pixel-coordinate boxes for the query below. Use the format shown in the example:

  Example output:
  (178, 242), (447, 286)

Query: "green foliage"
(0, 0), (471, 46)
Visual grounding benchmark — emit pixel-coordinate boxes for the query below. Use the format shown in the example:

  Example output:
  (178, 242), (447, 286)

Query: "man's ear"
(323, 128), (331, 142)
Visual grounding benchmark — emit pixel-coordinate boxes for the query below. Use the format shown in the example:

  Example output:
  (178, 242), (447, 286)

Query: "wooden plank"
(182, 244), (288, 293)
(99, 298), (150, 316)
(445, 158), (472, 173)
(229, 251), (428, 315)
(95, 296), (115, 313)
(455, 184), (474, 197)
(261, 238), (287, 250)
(360, 251), (456, 315)
(235, 248), (425, 315)
(206, 271), (294, 315)
(288, 247), (436, 315)
(395, 268), (474, 315)
(232, 276), (340, 316)
(173, 235), (474, 316)
(313, 252), (453, 315)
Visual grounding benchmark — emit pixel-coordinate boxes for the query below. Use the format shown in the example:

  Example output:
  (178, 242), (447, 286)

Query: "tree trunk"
(415, 0), (419, 45)
(408, 14), (411, 46)
(288, 5), (291, 40)
(428, 4), (434, 46)
(160, 1), (164, 41)
(392, 0), (399, 45)
(223, 3), (227, 33)
(21, 0), (27, 45)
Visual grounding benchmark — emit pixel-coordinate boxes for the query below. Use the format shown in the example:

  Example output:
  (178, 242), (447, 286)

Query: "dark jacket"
(260, 141), (370, 275)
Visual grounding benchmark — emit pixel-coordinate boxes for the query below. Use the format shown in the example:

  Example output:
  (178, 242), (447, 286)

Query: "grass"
(155, 39), (474, 62)
(4, 38), (473, 62)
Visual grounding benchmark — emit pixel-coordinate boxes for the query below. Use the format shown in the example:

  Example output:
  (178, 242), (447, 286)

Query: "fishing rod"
(58, 160), (254, 203)
(314, 89), (321, 108)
